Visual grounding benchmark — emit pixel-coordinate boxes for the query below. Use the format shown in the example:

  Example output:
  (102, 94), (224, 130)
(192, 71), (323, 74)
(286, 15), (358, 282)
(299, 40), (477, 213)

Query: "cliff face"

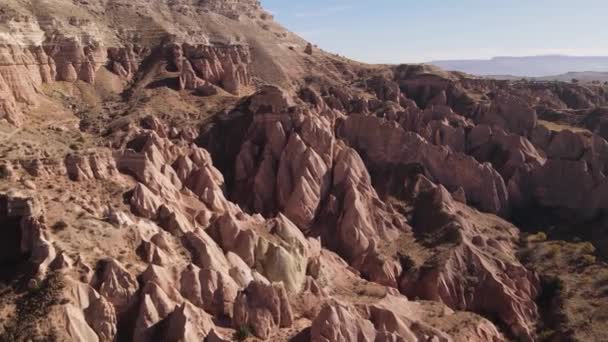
(0, 7), (258, 124)
(0, 0), (337, 125)
(1, 1), (608, 342)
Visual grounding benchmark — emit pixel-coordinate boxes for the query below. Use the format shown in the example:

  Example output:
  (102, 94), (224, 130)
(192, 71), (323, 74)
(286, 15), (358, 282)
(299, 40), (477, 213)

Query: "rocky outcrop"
(207, 212), (312, 293)
(0, 30), (251, 126)
(65, 150), (119, 181)
(311, 302), (377, 342)
(512, 126), (608, 220)
(474, 91), (538, 135)
(338, 113), (510, 216)
(91, 258), (139, 314)
(143, 43), (252, 95)
(467, 124), (546, 181)
(197, 0), (266, 20)
(64, 280), (118, 342)
(8, 1), (608, 340)
(107, 45), (149, 80)
(199, 86), (541, 341)
(400, 175), (539, 340)
(311, 297), (505, 342)
(0, 192), (55, 279)
(233, 281), (294, 339)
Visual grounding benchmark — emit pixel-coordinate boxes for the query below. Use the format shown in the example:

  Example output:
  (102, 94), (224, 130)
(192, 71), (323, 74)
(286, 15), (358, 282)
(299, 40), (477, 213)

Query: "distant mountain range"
(430, 55), (608, 78)
(490, 71), (608, 83)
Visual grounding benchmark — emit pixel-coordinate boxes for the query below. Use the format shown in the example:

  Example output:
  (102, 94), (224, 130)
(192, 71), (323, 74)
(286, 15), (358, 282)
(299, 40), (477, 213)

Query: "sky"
(260, 0), (608, 63)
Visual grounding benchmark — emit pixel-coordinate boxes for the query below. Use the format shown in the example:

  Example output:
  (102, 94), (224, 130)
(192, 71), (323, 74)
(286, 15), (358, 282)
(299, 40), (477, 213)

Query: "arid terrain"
(1, 1), (608, 341)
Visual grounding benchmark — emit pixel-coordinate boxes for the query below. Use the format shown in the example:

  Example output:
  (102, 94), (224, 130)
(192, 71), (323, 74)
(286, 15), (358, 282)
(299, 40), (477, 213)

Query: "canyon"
(1, 1), (608, 341)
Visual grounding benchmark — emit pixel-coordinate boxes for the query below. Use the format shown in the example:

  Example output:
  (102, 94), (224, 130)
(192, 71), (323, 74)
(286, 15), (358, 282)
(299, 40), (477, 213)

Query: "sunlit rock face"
(3, 1), (608, 341)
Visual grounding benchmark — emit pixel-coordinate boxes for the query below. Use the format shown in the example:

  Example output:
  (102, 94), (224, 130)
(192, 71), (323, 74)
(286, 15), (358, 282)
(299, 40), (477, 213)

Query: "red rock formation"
(338, 113), (510, 216)
(400, 175), (539, 340)
(65, 150), (119, 181)
(6, 1), (608, 341)
(233, 281), (294, 339)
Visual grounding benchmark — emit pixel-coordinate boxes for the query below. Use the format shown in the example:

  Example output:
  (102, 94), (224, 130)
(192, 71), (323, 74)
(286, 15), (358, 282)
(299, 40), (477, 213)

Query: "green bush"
(233, 325), (252, 341)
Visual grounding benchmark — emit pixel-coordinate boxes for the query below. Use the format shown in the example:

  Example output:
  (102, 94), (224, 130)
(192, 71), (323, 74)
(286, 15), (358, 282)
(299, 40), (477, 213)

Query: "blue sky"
(261, 0), (608, 63)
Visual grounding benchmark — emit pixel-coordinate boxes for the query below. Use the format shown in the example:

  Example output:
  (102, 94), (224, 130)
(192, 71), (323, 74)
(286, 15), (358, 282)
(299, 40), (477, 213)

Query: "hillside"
(1, 1), (608, 342)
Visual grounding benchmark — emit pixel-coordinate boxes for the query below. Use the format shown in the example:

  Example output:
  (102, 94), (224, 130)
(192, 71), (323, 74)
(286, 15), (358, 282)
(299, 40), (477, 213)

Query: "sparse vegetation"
(51, 220), (68, 232)
(578, 242), (596, 255)
(398, 252), (416, 272)
(544, 244), (561, 259)
(595, 270), (608, 288)
(233, 325), (253, 341)
(538, 329), (556, 341)
(577, 254), (596, 266)
(526, 232), (547, 243)
(0, 272), (65, 342)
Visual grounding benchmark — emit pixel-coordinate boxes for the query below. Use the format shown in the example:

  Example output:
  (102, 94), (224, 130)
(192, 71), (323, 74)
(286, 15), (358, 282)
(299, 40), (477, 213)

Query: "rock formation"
(2, 1), (608, 341)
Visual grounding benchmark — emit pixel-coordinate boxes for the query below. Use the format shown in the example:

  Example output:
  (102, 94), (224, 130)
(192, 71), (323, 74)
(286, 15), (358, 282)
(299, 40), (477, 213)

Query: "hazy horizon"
(261, 0), (608, 64)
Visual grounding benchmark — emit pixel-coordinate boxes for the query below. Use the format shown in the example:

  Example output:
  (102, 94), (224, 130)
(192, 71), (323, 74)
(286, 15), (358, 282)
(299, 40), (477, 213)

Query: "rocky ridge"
(1, 1), (608, 342)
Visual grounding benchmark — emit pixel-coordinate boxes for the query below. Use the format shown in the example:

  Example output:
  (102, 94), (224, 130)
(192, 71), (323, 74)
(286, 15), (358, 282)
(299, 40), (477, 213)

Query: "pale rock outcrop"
(184, 228), (232, 272)
(0, 44), (45, 126)
(60, 305), (105, 342)
(138, 233), (172, 266)
(208, 213), (259, 267)
(133, 281), (178, 342)
(91, 258), (139, 314)
(65, 280), (118, 342)
(65, 150), (119, 181)
(233, 281), (294, 340)
(130, 183), (163, 219)
(311, 302), (377, 342)
(162, 302), (215, 342)
(103, 207), (135, 227)
(205, 88), (408, 288)
(197, 268), (239, 317)
(226, 251), (255, 287)
(366, 295), (504, 342)
(182, 230), (239, 316)
(20, 216), (56, 278)
(158, 204), (195, 236)
(183, 43), (252, 95)
(208, 212), (311, 293)
(142, 43), (252, 95)
(331, 147), (402, 262)
(0, 194), (54, 280)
